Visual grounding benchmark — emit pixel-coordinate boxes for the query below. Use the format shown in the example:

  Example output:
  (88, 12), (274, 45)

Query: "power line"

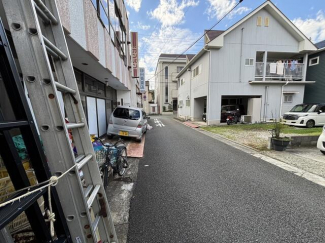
(145, 0), (245, 83)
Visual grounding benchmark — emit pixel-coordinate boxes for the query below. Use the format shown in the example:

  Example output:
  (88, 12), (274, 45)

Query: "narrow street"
(128, 116), (325, 242)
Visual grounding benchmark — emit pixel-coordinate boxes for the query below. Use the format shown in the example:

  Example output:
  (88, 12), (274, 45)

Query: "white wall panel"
(87, 97), (98, 136)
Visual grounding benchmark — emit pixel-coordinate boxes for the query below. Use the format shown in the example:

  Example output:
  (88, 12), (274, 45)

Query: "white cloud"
(138, 26), (201, 87)
(148, 0), (199, 27)
(293, 10), (325, 43)
(206, 0), (250, 20)
(136, 22), (151, 30)
(125, 0), (142, 12)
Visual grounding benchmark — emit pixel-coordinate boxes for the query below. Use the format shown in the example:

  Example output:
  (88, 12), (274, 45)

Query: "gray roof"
(159, 54), (187, 58)
(315, 40), (325, 49)
(205, 30), (225, 42)
(186, 54), (195, 61)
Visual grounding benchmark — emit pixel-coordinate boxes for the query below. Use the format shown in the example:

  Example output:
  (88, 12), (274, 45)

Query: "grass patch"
(202, 123), (322, 136)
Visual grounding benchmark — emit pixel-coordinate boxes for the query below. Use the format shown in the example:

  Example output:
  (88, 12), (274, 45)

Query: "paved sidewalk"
(106, 158), (139, 243)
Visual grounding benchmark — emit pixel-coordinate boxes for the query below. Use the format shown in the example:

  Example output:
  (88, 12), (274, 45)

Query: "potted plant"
(270, 120), (291, 151)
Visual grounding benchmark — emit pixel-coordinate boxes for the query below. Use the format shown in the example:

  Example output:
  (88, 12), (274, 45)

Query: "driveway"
(128, 116), (325, 242)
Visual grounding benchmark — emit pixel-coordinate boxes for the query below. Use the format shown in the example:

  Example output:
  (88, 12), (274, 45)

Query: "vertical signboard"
(139, 67), (145, 92)
(131, 32), (138, 78)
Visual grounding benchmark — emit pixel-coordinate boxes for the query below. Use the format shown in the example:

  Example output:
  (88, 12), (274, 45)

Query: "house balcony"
(250, 51), (315, 85)
(255, 62), (304, 81)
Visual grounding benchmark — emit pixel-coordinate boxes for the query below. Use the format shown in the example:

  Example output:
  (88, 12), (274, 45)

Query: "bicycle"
(94, 137), (128, 189)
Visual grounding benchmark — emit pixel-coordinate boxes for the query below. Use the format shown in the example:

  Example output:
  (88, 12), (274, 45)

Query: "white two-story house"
(177, 0), (317, 125)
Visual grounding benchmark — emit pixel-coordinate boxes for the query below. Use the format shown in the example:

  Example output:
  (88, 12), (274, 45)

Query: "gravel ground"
(262, 148), (325, 178)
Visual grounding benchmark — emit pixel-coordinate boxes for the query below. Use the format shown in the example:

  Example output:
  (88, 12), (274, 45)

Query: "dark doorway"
(173, 99), (177, 111)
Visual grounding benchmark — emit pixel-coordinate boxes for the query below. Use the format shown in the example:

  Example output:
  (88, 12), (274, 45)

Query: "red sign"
(131, 32), (138, 78)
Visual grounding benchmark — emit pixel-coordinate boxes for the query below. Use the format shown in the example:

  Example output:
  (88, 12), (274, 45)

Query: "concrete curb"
(175, 119), (325, 188)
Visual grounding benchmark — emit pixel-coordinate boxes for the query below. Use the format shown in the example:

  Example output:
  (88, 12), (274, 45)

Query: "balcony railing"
(255, 62), (304, 81)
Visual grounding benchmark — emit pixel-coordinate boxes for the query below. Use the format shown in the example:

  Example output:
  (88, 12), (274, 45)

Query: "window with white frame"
(245, 58), (254, 66)
(284, 94), (293, 103)
(309, 56), (319, 66)
(192, 65), (201, 78)
(178, 100), (183, 108)
(186, 100), (190, 106)
(177, 66), (184, 73)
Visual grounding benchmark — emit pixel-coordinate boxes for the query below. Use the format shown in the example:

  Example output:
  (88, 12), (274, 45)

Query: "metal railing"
(255, 62), (304, 81)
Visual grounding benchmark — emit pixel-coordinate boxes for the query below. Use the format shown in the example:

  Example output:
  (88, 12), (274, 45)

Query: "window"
(177, 66), (184, 73)
(192, 65), (201, 78)
(181, 78), (184, 85)
(264, 17), (269, 27)
(257, 16), (262, 26)
(284, 94), (293, 103)
(99, 0), (109, 28)
(178, 100), (183, 108)
(186, 100), (190, 106)
(165, 82), (168, 103)
(97, 82), (105, 96)
(165, 66), (168, 79)
(85, 75), (97, 94)
(309, 56), (319, 66)
(91, 0), (109, 29)
(113, 108), (139, 120)
(109, 0), (117, 43)
(91, 0), (98, 9)
(245, 58), (254, 66)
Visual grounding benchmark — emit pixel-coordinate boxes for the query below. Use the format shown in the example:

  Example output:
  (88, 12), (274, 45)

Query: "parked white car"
(282, 103), (325, 128)
(107, 106), (148, 142)
(317, 125), (325, 155)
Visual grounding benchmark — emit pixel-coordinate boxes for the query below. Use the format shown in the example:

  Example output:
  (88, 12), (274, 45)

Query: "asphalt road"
(127, 116), (325, 242)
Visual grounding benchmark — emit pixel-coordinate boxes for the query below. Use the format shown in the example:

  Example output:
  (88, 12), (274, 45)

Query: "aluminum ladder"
(2, 0), (118, 242)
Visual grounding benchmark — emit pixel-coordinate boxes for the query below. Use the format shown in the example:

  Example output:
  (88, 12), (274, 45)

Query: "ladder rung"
(84, 185), (93, 198)
(66, 123), (85, 129)
(45, 46), (59, 59)
(77, 154), (93, 170)
(75, 155), (85, 163)
(33, 0), (58, 25)
(87, 185), (100, 209)
(34, 4), (50, 25)
(43, 36), (67, 60)
(55, 82), (76, 94)
(92, 215), (101, 232)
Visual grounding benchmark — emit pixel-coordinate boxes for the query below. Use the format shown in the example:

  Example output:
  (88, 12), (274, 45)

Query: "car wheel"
(136, 135), (142, 143)
(306, 120), (315, 128)
(321, 151), (325, 155)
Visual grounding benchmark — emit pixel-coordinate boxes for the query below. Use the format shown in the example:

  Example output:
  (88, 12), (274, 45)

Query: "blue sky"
(124, 0), (325, 84)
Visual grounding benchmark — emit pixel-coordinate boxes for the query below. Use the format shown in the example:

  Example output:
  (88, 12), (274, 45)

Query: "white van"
(282, 103), (325, 128)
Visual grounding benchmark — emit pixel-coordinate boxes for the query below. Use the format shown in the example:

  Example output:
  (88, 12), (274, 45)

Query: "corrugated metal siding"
(304, 51), (325, 103)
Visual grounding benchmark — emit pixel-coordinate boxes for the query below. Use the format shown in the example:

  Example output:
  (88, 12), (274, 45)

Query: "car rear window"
(113, 108), (140, 120)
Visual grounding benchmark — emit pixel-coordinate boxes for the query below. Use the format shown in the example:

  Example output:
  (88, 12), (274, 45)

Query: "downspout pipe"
(239, 28), (244, 82)
(204, 46), (211, 124)
(279, 80), (289, 119)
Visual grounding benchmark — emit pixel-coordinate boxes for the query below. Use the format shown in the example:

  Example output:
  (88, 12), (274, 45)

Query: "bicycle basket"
(95, 148), (107, 166)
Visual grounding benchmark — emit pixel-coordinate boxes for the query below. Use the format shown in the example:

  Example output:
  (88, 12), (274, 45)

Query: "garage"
(221, 95), (262, 123)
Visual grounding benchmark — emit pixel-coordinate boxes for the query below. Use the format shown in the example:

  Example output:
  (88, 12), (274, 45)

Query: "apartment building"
(154, 54), (188, 114)
(177, 1), (317, 124)
(0, 0), (137, 137)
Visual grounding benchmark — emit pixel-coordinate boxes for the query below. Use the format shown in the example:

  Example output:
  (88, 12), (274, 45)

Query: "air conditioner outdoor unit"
(241, 115), (252, 123)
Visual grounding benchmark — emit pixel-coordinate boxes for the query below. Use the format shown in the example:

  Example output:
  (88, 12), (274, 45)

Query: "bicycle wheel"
(117, 148), (127, 176)
(103, 165), (109, 190)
